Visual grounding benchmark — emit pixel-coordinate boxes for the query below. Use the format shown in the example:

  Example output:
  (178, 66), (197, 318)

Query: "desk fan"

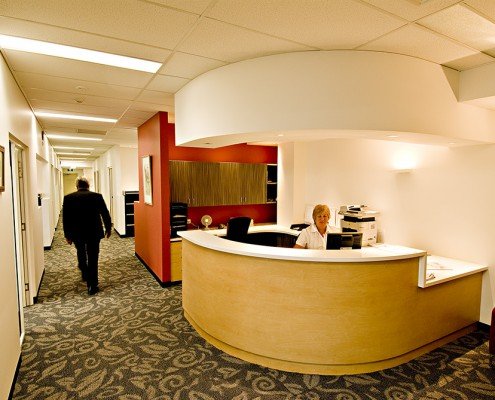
(201, 215), (212, 230)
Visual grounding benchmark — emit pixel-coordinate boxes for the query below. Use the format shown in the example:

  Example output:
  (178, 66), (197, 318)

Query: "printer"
(338, 205), (379, 246)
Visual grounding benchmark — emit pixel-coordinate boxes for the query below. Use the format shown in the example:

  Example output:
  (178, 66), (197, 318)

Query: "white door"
(10, 142), (30, 342)
(108, 167), (113, 222)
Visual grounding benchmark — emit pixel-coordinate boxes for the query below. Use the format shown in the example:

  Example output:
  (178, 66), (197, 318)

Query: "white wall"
(0, 53), (48, 398)
(280, 138), (495, 324)
(96, 146), (138, 236)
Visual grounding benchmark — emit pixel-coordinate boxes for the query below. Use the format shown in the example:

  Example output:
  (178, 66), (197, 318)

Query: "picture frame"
(0, 145), (4, 192)
(142, 155), (152, 205)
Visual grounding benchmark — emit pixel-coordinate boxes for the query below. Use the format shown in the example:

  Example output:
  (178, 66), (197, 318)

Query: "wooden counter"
(179, 226), (486, 375)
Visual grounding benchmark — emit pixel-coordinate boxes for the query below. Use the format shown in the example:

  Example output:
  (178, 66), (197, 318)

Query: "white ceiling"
(2, 0), (495, 159)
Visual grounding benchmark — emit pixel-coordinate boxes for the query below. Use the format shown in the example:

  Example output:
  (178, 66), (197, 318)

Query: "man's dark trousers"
(74, 238), (101, 288)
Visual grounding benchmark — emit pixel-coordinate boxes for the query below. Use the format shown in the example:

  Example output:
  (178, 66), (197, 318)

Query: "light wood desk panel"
(181, 238), (482, 375)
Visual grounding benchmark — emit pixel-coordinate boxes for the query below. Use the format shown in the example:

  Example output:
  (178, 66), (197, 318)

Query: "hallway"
(12, 223), (495, 399)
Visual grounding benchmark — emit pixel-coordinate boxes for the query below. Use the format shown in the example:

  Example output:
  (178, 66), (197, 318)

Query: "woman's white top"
(295, 224), (339, 249)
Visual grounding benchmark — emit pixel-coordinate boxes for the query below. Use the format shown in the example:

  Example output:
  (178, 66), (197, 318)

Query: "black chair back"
(226, 216), (252, 242)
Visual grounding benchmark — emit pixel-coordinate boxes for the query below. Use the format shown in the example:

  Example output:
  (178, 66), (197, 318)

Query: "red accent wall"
(134, 113), (171, 282)
(135, 111), (277, 284)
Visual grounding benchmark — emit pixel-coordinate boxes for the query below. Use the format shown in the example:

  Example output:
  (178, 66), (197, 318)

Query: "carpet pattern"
(12, 225), (495, 400)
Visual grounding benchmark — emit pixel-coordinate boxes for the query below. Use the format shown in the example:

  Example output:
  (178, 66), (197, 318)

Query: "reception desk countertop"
(179, 224), (427, 263)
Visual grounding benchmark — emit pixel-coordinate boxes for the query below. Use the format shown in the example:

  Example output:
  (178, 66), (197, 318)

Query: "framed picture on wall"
(142, 155), (152, 205)
(0, 145), (4, 192)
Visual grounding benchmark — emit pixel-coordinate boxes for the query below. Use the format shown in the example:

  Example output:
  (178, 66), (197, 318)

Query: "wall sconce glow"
(0, 34), (162, 73)
(392, 151), (417, 172)
(46, 134), (103, 141)
(36, 112), (117, 123)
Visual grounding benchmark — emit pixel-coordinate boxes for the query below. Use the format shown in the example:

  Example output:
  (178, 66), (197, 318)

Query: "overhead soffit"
(174, 51), (495, 147)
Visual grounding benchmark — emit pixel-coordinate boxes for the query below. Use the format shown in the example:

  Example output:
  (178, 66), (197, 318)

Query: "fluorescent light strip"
(0, 34), (161, 73)
(54, 146), (94, 150)
(46, 134), (103, 141)
(37, 112), (117, 123)
(57, 152), (91, 156)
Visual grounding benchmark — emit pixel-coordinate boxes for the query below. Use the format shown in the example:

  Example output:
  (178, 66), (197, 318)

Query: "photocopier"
(338, 205), (379, 246)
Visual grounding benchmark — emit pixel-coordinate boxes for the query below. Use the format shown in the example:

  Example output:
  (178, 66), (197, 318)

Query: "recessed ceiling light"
(46, 134), (102, 141)
(0, 34), (162, 73)
(36, 112), (117, 123)
(53, 146), (94, 150)
(277, 134), (284, 137)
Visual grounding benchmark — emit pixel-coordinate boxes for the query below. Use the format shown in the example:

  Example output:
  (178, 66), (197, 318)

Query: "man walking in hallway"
(63, 176), (112, 295)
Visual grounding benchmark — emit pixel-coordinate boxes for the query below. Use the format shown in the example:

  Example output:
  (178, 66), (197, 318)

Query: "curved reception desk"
(178, 225), (486, 375)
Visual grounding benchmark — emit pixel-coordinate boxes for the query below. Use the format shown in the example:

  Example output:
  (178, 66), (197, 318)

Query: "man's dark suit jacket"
(63, 188), (112, 241)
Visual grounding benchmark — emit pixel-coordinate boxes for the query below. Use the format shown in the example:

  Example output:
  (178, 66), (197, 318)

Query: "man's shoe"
(88, 286), (99, 295)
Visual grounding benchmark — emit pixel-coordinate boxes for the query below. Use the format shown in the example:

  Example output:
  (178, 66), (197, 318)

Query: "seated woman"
(293, 204), (338, 249)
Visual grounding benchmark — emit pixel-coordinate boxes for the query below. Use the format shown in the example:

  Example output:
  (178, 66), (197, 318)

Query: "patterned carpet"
(12, 224), (495, 400)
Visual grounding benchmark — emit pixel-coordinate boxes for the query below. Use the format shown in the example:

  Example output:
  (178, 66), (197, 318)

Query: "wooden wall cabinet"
(169, 161), (269, 206)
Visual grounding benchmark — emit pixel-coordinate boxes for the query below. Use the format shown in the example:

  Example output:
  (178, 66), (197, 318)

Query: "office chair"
(290, 223), (310, 231)
(226, 216), (252, 242)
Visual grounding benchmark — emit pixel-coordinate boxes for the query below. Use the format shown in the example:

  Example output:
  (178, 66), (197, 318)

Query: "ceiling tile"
(206, 0), (406, 49)
(117, 115), (150, 126)
(418, 4), (495, 52)
(147, 0), (213, 14)
(25, 88), (132, 109)
(15, 72), (142, 100)
(360, 24), (479, 64)
(30, 99), (125, 118)
(0, 16), (172, 63)
(147, 74), (190, 93)
(3, 50), (154, 88)
(40, 119), (116, 132)
(443, 52), (495, 71)
(114, 120), (147, 129)
(122, 109), (157, 120)
(0, 0), (199, 49)
(132, 102), (175, 113)
(135, 90), (175, 106)
(177, 17), (312, 62)
(360, 0), (460, 21)
(464, 0), (495, 22)
(160, 52), (226, 79)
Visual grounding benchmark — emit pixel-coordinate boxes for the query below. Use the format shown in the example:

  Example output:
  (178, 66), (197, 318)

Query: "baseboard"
(43, 246), (51, 250)
(477, 321), (490, 332)
(8, 355), (22, 400)
(134, 253), (180, 288)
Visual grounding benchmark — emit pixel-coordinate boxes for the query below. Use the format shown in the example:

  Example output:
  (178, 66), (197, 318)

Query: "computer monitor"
(326, 232), (363, 250)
